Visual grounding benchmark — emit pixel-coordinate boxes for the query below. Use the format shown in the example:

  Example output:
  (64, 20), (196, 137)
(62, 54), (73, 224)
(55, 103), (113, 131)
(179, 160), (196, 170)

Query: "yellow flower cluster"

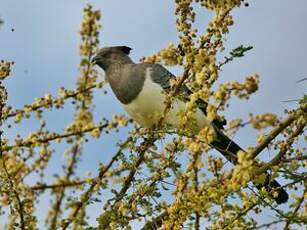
(79, 6), (101, 56)
(185, 138), (203, 153)
(249, 113), (279, 129)
(199, 0), (242, 12)
(230, 151), (254, 190)
(214, 73), (260, 109)
(76, 5), (101, 109)
(214, 84), (230, 103)
(244, 74), (259, 94)
(206, 104), (218, 121)
(4, 81), (103, 125)
(207, 155), (224, 173)
(144, 43), (183, 66)
(193, 49), (218, 83)
(66, 109), (94, 133)
(112, 114), (129, 127)
(198, 125), (216, 143)
(0, 60), (13, 80)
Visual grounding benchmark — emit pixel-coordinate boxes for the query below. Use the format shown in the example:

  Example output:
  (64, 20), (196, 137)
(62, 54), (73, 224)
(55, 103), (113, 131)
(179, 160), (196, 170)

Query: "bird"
(92, 45), (288, 204)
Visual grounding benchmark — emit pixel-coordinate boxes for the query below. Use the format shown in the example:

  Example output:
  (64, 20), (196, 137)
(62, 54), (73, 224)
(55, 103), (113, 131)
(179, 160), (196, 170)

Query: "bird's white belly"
(123, 77), (210, 133)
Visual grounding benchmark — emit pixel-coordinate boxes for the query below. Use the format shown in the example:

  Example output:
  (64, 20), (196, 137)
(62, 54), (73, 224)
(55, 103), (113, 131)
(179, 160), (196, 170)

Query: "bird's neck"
(108, 54), (134, 67)
(104, 54), (134, 79)
(105, 62), (129, 89)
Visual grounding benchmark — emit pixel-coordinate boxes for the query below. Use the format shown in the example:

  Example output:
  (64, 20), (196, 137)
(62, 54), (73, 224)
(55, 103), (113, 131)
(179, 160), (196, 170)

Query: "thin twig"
(252, 220), (284, 229)
(255, 122), (306, 175)
(283, 187), (306, 230)
(220, 204), (257, 229)
(2, 121), (109, 152)
(31, 180), (88, 191)
(61, 138), (132, 230)
(250, 104), (306, 159)
(282, 155), (307, 162)
(6, 82), (103, 119)
(49, 144), (80, 229)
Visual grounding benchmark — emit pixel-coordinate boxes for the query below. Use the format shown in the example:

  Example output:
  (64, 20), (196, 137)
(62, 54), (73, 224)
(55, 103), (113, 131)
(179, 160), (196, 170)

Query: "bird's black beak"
(91, 55), (99, 64)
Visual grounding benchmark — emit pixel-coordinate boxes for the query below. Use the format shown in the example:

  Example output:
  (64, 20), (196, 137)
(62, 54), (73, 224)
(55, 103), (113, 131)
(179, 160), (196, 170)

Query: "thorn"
(281, 99), (299, 103)
(296, 77), (307, 83)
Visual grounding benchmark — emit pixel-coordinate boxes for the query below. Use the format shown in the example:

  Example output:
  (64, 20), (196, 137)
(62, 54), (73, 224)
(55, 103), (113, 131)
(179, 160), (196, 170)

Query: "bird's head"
(92, 46), (132, 70)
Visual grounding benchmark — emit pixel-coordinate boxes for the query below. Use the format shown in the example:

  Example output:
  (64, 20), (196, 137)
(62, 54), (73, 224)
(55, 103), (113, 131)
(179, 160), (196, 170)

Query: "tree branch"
(254, 121), (306, 176)
(31, 180), (88, 191)
(283, 187), (306, 230)
(2, 121), (109, 152)
(250, 103), (306, 159)
(61, 138), (132, 230)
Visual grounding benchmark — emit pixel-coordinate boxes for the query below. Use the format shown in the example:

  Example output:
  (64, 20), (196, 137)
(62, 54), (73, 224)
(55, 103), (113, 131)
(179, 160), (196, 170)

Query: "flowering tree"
(0, 2), (306, 229)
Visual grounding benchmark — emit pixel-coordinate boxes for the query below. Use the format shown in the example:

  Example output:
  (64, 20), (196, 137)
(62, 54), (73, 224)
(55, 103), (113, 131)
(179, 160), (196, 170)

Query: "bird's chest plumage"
(123, 76), (166, 127)
(123, 71), (210, 132)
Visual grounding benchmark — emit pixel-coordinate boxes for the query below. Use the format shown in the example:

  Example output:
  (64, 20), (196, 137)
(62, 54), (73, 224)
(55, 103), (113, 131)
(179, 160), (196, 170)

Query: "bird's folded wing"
(150, 64), (226, 129)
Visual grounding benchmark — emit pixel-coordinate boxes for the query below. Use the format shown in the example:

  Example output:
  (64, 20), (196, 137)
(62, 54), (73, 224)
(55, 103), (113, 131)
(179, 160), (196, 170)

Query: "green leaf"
(230, 45), (253, 58)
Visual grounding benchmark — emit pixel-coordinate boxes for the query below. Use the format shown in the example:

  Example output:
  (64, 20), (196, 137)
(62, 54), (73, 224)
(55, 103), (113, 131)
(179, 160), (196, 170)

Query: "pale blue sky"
(0, 0), (306, 229)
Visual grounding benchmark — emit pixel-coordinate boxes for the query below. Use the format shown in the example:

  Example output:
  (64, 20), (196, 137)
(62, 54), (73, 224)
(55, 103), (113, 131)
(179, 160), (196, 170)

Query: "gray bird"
(92, 46), (288, 204)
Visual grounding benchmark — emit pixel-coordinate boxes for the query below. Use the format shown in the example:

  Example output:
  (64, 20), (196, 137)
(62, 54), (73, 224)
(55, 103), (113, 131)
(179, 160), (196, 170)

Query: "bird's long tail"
(210, 125), (289, 204)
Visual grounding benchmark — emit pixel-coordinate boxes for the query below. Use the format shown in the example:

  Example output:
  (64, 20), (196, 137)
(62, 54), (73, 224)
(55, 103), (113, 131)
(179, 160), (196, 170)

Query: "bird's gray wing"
(150, 64), (190, 94)
(150, 64), (226, 129)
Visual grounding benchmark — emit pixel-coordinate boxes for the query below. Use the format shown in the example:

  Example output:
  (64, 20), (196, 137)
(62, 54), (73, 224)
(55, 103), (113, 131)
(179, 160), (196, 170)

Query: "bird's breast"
(123, 75), (211, 133)
(123, 76), (165, 127)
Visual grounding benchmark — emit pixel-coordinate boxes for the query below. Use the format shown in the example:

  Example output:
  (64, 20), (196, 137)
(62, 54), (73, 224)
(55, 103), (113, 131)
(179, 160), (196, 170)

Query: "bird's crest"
(118, 46), (132, 55)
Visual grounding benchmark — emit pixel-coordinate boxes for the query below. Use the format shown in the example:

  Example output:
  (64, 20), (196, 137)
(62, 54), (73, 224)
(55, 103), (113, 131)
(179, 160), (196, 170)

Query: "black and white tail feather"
(211, 123), (289, 204)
